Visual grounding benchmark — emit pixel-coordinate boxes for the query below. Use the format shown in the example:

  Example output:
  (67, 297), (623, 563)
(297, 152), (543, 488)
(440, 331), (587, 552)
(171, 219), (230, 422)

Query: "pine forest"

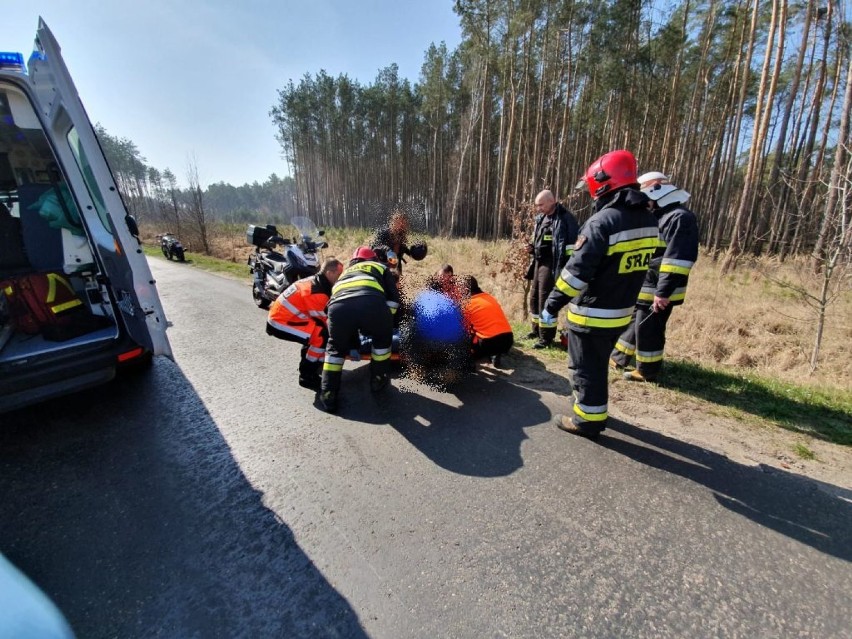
(103, 0), (851, 267)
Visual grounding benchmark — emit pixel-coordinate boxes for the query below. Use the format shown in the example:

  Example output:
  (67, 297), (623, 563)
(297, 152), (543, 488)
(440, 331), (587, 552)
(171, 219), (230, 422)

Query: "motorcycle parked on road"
(159, 233), (185, 262)
(246, 217), (328, 309)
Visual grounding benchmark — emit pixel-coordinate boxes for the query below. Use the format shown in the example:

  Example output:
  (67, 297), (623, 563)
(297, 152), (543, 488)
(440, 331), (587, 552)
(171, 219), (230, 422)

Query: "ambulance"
(0, 20), (171, 413)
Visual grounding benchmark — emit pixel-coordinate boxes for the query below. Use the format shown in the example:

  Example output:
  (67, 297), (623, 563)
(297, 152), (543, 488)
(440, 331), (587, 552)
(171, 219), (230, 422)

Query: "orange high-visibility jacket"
(267, 274), (331, 341)
(464, 292), (512, 339)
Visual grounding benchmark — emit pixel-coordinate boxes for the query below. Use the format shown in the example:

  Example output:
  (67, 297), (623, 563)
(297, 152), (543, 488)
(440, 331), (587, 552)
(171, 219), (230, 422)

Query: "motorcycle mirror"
(318, 229), (326, 236)
(125, 214), (140, 239)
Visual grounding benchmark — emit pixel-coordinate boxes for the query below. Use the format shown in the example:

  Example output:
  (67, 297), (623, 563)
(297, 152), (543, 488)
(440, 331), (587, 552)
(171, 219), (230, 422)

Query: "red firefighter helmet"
(352, 246), (377, 261)
(583, 150), (638, 199)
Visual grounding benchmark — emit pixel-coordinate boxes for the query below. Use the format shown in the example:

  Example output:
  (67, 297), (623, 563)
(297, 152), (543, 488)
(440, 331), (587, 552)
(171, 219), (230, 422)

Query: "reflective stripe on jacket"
(267, 273), (331, 334)
(545, 188), (660, 333)
(636, 204), (699, 307)
(330, 260), (400, 314)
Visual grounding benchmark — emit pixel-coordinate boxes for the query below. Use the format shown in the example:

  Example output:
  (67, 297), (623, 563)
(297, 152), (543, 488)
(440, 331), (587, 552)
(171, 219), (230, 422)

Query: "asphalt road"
(1, 258), (850, 638)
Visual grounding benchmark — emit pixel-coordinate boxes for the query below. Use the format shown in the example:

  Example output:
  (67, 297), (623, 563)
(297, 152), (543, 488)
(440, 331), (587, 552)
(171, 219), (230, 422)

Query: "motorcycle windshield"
(290, 216), (319, 241)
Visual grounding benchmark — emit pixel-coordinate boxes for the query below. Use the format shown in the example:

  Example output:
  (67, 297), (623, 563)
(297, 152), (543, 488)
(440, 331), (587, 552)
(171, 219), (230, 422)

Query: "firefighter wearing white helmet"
(609, 172), (700, 381)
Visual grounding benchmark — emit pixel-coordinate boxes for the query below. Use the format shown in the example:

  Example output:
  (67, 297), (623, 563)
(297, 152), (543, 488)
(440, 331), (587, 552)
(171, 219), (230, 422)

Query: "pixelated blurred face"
(390, 213), (408, 236)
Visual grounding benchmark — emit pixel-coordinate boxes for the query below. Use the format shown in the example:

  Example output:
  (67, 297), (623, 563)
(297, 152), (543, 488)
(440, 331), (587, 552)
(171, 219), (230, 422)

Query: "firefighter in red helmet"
(319, 246), (400, 413)
(540, 150), (660, 438)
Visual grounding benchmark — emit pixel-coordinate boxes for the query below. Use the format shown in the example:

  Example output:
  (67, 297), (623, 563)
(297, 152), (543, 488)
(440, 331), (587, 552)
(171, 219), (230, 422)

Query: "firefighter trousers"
(530, 264), (556, 341)
(610, 304), (673, 380)
(567, 328), (618, 433)
(322, 295), (394, 400)
(266, 321), (327, 379)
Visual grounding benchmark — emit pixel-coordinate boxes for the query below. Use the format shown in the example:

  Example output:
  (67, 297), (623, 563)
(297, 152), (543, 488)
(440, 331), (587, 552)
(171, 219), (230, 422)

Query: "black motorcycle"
(247, 217), (328, 309)
(159, 233), (185, 262)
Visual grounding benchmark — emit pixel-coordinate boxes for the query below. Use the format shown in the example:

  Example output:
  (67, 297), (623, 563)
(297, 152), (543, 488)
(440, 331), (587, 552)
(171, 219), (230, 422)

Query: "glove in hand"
(348, 348), (362, 361)
(539, 309), (555, 325)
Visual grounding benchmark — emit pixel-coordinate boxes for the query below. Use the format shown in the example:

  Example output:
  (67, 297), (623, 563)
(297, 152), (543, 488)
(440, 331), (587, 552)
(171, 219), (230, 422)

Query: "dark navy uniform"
(526, 203), (579, 342)
(320, 260), (400, 410)
(544, 188), (659, 434)
(611, 203), (699, 379)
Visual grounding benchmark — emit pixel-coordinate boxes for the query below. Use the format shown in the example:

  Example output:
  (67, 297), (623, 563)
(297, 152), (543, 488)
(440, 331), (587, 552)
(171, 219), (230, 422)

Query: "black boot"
(298, 375), (321, 390)
(370, 373), (390, 393)
(299, 359), (321, 390)
(320, 390), (338, 413)
(320, 365), (342, 412)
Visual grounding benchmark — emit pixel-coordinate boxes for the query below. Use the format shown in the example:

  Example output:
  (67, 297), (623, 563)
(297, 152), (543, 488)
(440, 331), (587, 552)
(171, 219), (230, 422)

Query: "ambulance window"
(66, 126), (112, 233)
(0, 83), (83, 237)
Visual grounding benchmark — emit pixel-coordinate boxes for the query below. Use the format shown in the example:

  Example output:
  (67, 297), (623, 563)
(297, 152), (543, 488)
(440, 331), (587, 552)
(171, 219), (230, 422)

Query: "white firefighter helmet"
(642, 182), (691, 208)
(638, 171), (669, 185)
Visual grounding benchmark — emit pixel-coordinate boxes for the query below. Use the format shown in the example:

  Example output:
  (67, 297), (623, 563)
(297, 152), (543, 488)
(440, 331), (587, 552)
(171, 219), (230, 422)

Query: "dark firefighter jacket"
(330, 260), (400, 315)
(525, 203), (580, 279)
(636, 203), (699, 307)
(544, 188), (660, 334)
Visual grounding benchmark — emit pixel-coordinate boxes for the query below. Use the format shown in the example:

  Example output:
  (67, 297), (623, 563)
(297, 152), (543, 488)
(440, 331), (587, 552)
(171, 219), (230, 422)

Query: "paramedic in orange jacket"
(266, 258), (344, 389)
(462, 276), (514, 368)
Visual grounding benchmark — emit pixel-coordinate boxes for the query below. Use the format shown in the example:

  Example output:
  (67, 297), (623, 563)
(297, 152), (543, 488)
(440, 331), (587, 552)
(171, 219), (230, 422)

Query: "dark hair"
(321, 258), (343, 275)
(466, 276), (482, 295)
(437, 264), (453, 276)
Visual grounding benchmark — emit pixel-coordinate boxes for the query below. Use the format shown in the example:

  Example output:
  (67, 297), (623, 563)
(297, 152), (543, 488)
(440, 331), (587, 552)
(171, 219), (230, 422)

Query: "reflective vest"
(330, 260), (400, 314)
(464, 292), (512, 339)
(267, 274), (330, 341)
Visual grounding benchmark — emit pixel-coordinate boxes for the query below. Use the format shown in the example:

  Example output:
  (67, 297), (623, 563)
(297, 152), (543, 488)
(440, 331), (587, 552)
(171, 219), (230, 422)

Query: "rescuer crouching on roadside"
(266, 258), (345, 390)
(319, 246), (400, 413)
(462, 276), (514, 368)
(541, 150), (659, 439)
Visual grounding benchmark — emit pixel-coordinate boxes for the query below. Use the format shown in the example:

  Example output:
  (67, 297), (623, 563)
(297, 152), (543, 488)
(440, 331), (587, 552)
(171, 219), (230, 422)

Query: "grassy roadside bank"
(144, 244), (852, 447)
(511, 327), (851, 447)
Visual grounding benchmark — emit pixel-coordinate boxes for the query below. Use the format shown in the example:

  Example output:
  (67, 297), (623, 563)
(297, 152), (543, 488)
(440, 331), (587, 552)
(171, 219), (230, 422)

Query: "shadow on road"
(339, 364), (551, 478)
(0, 359), (367, 638)
(602, 418), (852, 562)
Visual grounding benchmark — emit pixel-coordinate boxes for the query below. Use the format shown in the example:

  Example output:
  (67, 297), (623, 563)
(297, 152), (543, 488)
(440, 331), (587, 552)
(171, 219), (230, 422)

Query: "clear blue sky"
(6, 1), (462, 187)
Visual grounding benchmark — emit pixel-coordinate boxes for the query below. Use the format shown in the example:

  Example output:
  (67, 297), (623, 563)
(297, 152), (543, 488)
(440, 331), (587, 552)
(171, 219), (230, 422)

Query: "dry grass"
(668, 253), (851, 391)
(141, 224), (851, 393)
